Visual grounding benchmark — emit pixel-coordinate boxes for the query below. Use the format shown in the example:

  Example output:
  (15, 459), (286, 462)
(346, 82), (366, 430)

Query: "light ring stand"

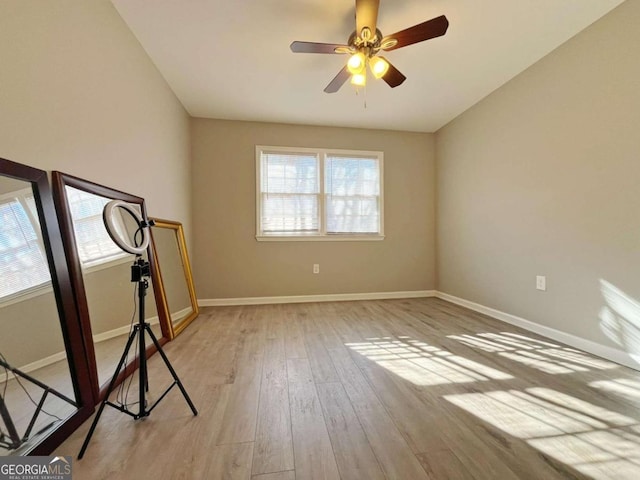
(78, 200), (197, 459)
(102, 200), (149, 255)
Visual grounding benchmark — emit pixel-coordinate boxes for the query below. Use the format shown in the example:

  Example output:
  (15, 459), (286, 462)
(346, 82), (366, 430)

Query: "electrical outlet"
(313, 264), (320, 274)
(536, 275), (546, 291)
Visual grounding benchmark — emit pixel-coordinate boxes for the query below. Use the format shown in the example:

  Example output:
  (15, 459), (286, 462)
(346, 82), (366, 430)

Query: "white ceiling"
(111, 0), (624, 133)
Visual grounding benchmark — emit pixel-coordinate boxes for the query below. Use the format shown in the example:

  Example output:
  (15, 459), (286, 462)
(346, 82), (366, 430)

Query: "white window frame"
(256, 145), (385, 241)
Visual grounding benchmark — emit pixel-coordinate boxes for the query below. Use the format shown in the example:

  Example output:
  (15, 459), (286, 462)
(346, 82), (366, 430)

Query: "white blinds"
(0, 192), (51, 299)
(65, 187), (125, 265)
(260, 152), (320, 233)
(325, 155), (380, 234)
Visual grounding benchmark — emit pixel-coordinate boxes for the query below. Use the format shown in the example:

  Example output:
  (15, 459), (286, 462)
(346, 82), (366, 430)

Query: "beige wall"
(0, 0), (190, 367)
(0, 177), (28, 195)
(436, 1), (640, 360)
(191, 119), (435, 299)
(0, 0), (191, 232)
(0, 292), (65, 369)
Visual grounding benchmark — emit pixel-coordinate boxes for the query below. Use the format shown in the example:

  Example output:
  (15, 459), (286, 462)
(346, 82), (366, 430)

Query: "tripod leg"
(0, 394), (21, 450)
(78, 327), (139, 459)
(145, 326), (198, 416)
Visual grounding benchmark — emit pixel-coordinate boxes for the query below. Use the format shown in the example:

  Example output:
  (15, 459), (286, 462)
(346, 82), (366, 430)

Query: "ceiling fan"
(290, 0), (449, 93)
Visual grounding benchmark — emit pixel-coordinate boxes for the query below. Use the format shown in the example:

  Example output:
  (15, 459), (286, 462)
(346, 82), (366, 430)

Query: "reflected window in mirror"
(65, 187), (129, 268)
(0, 188), (51, 301)
(0, 158), (93, 456)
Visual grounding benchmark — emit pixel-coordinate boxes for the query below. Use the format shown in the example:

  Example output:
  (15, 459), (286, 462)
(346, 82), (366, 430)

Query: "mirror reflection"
(0, 177), (78, 455)
(151, 219), (198, 338)
(64, 186), (163, 386)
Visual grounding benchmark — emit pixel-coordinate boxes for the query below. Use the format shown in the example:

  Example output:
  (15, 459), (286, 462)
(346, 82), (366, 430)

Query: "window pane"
(326, 196), (379, 234)
(325, 156), (380, 234)
(0, 196), (51, 298)
(262, 153), (319, 194)
(262, 193), (319, 233)
(260, 152), (320, 234)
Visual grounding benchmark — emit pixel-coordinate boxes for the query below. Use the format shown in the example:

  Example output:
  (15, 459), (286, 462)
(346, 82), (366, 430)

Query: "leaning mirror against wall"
(0, 158), (93, 455)
(51, 172), (171, 402)
(150, 219), (199, 338)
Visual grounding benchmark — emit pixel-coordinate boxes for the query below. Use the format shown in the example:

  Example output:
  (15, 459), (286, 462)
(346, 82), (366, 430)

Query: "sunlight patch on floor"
(589, 378), (640, 403)
(345, 337), (512, 386)
(445, 388), (640, 479)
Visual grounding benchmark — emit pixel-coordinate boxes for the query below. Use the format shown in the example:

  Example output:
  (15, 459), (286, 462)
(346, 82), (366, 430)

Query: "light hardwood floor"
(55, 298), (640, 479)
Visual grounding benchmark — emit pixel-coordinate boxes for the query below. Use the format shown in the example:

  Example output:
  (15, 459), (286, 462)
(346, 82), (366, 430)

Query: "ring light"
(102, 200), (149, 255)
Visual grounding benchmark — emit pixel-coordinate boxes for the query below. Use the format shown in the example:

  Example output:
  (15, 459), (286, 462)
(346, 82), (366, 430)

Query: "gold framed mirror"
(150, 218), (199, 338)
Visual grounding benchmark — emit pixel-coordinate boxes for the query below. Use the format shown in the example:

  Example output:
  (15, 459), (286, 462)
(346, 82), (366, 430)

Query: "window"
(0, 188), (51, 301)
(256, 146), (384, 240)
(65, 187), (128, 268)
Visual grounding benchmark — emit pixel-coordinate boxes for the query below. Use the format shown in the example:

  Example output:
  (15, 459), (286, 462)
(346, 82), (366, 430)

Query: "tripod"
(78, 257), (197, 459)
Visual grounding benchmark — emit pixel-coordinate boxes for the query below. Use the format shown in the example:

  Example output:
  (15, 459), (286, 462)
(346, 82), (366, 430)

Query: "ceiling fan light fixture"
(369, 56), (389, 79)
(347, 52), (366, 74)
(351, 71), (367, 86)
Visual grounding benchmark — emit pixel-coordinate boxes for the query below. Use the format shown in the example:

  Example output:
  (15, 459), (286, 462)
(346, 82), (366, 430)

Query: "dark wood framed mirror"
(0, 158), (94, 455)
(51, 172), (171, 403)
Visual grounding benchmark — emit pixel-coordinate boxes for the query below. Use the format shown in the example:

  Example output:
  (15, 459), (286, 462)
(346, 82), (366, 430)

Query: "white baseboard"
(92, 316), (160, 343)
(199, 290), (436, 307)
(170, 306), (194, 320)
(1, 316), (163, 383)
(436, 291), (640, 371)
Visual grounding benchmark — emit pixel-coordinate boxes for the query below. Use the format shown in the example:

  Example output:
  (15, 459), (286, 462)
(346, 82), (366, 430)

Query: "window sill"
(81, 254), (133, 274)
(0, 282), (53, 309)
(256, 234), (385, 242)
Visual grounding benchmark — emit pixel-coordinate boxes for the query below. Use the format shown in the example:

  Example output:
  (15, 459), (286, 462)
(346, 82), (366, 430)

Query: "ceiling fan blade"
(324, 66), (350, 93)
(355, 0), (380, 38)
(290, 41), (349, 54)
(382, 15), (449, 51)
(382, 61), (406, 88)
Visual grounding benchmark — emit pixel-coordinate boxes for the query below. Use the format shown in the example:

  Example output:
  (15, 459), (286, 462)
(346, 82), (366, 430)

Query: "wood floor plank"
(252, 336), (294, 475)
(316, 382), (385, 480)
(416, 449), (477, 480)
(217, 307), (266, 445)
(252, 471), (295, 480)
(180, 306), (242, 385)
(299, 309), (340, 384)
(328, 347), (431, 480)
(283, 303), (307, 359)
(288, 359), (340, 480)
(204, 442), (254, 480)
